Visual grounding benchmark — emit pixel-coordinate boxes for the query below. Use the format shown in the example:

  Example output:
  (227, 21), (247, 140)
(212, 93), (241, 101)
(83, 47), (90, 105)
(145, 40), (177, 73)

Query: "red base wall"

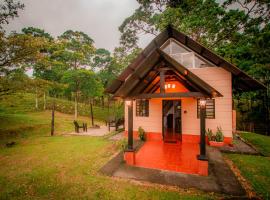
(124, 151), (135, 165)
(124, 131), (232, 144)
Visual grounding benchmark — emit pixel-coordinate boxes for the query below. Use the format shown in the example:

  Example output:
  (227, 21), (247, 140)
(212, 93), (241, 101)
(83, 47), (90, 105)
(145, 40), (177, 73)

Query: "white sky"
(4, 0), (154, 51)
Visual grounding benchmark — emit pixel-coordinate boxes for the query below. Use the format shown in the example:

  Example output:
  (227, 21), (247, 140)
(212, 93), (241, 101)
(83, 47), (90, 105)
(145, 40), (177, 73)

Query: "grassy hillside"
(0, 93), (122, 122)
(0, 93), (112, 143)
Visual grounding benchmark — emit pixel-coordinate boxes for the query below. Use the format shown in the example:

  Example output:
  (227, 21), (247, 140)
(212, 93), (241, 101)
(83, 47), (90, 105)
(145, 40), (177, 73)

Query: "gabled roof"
(106, 26), (266, 95)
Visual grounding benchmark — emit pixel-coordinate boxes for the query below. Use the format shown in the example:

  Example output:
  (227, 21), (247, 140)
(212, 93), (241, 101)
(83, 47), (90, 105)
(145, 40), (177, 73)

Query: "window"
(197, 99), (215, 119)
(136, 100), (149, 117)
(161, 38), (214, 68)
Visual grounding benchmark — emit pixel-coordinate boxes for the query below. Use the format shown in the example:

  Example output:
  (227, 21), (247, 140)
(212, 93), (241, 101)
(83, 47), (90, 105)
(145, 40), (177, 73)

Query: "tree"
(61, 69), (103, 121)
(0, 32), (49, 74)
(0, 0), (24, 30)
(92, 48), (112, 71)
(119, 0), (270, 51)
(58, 30), (95, 70)
(22, 27), (53, 40)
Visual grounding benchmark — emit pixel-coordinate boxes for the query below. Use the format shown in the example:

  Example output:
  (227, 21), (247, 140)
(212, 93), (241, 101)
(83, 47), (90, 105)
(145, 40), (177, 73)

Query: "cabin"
(106, 26), (265, 176)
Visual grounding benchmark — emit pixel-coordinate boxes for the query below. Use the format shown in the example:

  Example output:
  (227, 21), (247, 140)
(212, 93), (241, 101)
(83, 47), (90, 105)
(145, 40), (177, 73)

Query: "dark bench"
(73, 121), (87, 133)
(106, 117), (124, 131)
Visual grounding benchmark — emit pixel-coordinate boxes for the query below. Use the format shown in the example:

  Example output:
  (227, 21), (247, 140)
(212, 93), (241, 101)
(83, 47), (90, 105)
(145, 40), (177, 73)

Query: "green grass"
(0, 93), (217, 199)
(225, 154), (270, 200)
(225, 132), (270, 199)
(240, 132), (270, 156)
(0, 134), (215, 199)
(0, 93), (122, 122)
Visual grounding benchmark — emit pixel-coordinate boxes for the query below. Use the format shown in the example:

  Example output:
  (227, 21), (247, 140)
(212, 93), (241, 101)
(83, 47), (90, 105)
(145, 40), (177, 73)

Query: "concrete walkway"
(220, 136), (259, 155)
(109, 131), (125, 141)
(67, 125), (113, 136)
(100, 145), (246, 197)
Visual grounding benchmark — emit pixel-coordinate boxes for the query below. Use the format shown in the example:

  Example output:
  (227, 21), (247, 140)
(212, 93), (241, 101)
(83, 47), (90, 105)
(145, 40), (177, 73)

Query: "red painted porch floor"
(135, 140), (200, 175)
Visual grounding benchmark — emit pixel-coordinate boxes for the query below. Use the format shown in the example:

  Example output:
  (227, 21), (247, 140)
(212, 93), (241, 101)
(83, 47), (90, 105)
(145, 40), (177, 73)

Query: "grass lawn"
(225, 131), (270, 200)
(240, 132), (270, 156)
(0, 98), (217, 199)
(225, 154), (270, 200)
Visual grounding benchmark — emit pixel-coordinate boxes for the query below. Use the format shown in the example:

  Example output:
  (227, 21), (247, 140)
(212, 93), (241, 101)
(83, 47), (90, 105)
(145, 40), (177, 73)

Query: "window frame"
(136, 99), (149, 117)
(197, 99), (215, 119)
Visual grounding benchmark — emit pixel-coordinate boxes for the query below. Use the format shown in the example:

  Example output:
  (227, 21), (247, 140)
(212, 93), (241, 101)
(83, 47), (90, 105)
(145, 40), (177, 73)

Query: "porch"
(135, 139), (203, 175)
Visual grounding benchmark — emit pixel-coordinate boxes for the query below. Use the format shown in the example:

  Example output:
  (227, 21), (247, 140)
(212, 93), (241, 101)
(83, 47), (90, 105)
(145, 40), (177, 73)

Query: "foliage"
(0, 0), (24, 30)
(119, 0), (270, 52)
(119, 138), (128, 151)
(215, 126), (224, 142)
(138, 126), (146, 141)
(206, 128), (213, 141)
(22, 26), (53, 40)
(57, 30), (95, 70)
(0, 31), (49, 73)
(61, 69), (103, 98)
(206, 127), (224, 142)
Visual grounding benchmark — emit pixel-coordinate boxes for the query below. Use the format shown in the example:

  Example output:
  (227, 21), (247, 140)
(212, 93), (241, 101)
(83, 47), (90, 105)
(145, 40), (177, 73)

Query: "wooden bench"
(106, 117), (124, 131)
(73, 121), (87, 133)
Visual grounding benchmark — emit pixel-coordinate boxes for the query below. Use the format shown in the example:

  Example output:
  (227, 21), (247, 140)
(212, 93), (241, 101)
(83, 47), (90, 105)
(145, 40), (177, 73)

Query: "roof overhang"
(106, 26), (266, 96)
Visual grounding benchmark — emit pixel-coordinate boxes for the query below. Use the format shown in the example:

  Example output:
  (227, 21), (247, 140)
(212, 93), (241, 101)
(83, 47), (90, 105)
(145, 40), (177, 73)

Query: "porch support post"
(127, 100), (133, 150)
(198, 99), (207, 160)
(160, 70), (165, 93)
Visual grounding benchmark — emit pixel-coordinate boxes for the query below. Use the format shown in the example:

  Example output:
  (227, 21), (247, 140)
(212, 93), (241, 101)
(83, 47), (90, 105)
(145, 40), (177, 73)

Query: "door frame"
(162, 99), (182, 140)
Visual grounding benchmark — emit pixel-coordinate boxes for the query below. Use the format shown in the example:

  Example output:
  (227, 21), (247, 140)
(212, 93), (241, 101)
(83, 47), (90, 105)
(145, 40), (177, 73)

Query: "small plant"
(215, 126), (224, 142)
(206, 128), (214, 141)
(138, 126), (146, 141)
(119, 138), (128, 151)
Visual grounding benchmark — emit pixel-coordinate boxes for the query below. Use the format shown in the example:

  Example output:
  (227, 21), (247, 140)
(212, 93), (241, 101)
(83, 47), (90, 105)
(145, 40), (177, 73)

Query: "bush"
(119, 138), (128, 151)
(215, 126), (224, 142)
(206, 128), (214, 141)
(138, 126), (146, 141)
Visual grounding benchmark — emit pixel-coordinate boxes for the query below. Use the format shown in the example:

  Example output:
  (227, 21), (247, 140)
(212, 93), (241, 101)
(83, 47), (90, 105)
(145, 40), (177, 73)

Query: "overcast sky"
(4, 0), (154, 51)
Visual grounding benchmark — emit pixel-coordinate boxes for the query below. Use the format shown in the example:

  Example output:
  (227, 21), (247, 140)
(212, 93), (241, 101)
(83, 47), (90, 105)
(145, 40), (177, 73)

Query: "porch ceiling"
(113, 48), (222, 99)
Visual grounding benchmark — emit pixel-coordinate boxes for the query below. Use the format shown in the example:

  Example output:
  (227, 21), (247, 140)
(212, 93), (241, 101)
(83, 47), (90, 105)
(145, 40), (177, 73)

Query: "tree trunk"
(74, 91), (78, 120)
(51, 100), (55, 136)
(35, 88), (38, 110)
(43, 91), (46, 110)
(101, 96), (104, 108)
(90, 98), (94, 127)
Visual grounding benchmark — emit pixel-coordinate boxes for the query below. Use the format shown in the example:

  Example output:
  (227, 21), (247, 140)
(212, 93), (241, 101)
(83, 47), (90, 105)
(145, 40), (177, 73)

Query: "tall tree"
(61, 69), (103, 120)
(58, 30), (95, 70)
(0, 0), (24, 30)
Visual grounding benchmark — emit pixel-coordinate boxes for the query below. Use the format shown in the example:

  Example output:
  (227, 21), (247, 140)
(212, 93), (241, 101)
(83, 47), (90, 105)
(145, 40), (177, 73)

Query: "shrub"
(119, 138), (128, 151)
(138, 126), (146, 141)
(215, 126), (224, 142)
(206, 128), (214, 141)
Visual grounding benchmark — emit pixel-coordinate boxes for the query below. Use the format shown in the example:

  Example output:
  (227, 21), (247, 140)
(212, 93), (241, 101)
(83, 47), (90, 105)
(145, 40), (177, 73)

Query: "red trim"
(124, 131), (162, 141)
(209, 141), (224, 147)
(124, 151), (136, 165)
(124, 131), (232, 144)
(198, 160), (208, 176)
(224, 137), (233, 144)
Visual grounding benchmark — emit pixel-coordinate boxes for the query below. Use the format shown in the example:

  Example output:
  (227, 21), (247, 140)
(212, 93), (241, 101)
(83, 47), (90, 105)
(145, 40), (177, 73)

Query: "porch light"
(165, 85), (167, 89)
(199, 99), (207, 107)
(172, 84), (176, 89)
(168, 84), (171, 88)
(125, 100), (132, 106)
